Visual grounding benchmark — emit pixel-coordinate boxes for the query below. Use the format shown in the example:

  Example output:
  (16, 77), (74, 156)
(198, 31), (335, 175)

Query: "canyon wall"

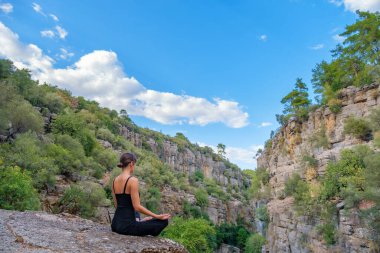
(257, 84), (379, 252)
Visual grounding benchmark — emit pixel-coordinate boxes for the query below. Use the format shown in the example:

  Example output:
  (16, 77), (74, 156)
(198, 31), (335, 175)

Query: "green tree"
(217, 143), (226, 158)
(279, 78), (310, 124)
(0, 165), (40, 211)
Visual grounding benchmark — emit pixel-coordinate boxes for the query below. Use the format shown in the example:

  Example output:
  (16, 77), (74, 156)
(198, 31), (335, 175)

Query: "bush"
(195, 188), (209, 208)
(369, 108), (380, 131)
(0, 166), (40, 211)
(59, 182), (109, 218)
(162, 217), (216, 253)
(320, 149), (365, 201)
(244, 233), (266, 253)
(7, 101), (44, 135)
(96, 128), (115, 143)
(317, 223), (336, 245)
(284, 174), (303, 197)
(309, 127), (329, 149)
(215, 223), (250, 250)
(344, 116), (372, 140)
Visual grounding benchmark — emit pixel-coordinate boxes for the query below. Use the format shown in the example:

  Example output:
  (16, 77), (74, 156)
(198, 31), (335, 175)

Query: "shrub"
(309, 127), (329, 149)
(317, 223), (336, 245)
(369, 108), (380, 131)
(195, 188), (209, 208)
(284, 173), (302, 197)
(96, 127), (115, 143)
(244, 233), (266, 253)
(59, 182), (109, 218)
(327, 98), (342, 114)
(92, 147), (118, 171)
(52, 113), (85, 136)
(0, 166), (40, 211)
(320, 149), (365, 201)
(8, 101), (44, 135)
(145, 187), (161, 213)
(162, 217), (216, 253)
(344, 116), (372, 140)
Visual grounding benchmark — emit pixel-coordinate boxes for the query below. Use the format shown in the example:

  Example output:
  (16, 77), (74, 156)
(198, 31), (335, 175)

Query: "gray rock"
(0, 209), (187, 253)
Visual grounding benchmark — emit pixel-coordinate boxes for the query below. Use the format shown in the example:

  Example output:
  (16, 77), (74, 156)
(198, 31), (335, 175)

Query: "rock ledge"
(0, 209), (187, 253)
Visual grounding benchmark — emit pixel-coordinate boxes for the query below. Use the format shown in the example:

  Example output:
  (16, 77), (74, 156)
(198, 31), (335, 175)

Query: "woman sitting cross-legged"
(111, 152), (171, 236)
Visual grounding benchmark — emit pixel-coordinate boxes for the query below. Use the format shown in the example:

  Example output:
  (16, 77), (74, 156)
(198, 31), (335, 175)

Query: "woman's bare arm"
(112, 179), (117, 208)
(129, 178), (160, 218)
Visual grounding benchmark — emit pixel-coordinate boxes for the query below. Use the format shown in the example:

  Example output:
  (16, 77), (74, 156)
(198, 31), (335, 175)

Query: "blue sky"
(1, 0), (378, 169)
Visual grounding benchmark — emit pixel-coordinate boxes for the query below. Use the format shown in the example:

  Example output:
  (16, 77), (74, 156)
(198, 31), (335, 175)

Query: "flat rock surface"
(0, 209), (187, 253)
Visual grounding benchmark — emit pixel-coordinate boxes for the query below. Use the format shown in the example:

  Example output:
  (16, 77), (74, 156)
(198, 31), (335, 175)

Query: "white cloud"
(196, 142), (263, 169)
(332, 34), (345, 43)
(0, 22), (249, 128)
(259, 122), (272, 128)
(330, 0), (380, 12)
(55, 26), (68, 39)
(58, 48), (74, 59)
(49, 14), (59, 21)
(40, 30), (55, 38)
(259, 34), (267, 42)
(310, 43), (324, 50)
(32, 3), (45, 16)
(0, 3), (13, 13)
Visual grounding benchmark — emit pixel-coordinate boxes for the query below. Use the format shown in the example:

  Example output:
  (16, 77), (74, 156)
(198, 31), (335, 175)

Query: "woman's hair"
(117, 152), (137, 168)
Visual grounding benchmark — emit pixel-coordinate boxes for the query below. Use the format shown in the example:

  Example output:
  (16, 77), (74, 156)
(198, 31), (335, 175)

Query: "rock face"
(0, 209), (187, 253)
(257, 84), (380, 253)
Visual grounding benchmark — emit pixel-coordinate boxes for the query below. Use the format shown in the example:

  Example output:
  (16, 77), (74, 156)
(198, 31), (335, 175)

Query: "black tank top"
(113, 176), (136, 221)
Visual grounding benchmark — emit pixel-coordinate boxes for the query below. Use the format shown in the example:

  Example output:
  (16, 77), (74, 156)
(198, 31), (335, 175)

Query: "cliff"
(257, 84), (380, 252)
(0, 209), (187, 253)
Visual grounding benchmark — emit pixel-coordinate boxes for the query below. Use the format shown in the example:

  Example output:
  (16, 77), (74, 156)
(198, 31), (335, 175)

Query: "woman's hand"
(155, 213), (171, 220)
(140, 216), (153, 222)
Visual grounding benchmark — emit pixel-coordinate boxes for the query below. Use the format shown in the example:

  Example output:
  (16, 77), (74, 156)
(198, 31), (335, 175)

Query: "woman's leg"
(132, 218), (168, 236)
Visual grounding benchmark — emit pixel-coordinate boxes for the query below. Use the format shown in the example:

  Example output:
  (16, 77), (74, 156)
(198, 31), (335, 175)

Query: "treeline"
(276, 11), (380, 126)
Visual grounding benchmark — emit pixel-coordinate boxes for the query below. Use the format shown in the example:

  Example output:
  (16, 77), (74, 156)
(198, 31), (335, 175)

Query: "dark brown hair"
(117, 152), (137, 168)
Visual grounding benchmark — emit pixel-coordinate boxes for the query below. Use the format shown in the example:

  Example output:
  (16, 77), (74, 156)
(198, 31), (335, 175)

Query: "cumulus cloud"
(196, 142), (263, 169)
(55, 26), (68, 39)
(0, 3), (13, 13)
(0, 22), (249, 128)
(40, 30), (55, 38)
(330, 0), (380, 12)
(258, 122), (272, 128)
(259, 34), (267, 42)
(310, 44), (324, 50)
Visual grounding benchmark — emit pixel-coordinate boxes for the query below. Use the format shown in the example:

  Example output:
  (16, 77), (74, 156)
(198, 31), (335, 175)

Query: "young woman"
(111, 152), (171, 236)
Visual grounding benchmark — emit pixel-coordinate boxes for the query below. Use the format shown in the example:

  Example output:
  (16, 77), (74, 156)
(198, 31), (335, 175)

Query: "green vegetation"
(0, 165), (40, 211)
(215, 222), (250, 250)
(344, 116), (372, 141)
(59, 182), (109, 219)
(274, 11), (380, 127)
(162, 217), (216, 253)
(0, 59), (249, 231)
(245, 167), (270, 199)
(244, 233), (266, 253)
(317, 223), (336, 245)
(277, 78), (311, 124)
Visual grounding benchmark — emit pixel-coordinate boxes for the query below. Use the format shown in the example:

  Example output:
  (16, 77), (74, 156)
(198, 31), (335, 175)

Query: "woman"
(111, 152), (171, 236)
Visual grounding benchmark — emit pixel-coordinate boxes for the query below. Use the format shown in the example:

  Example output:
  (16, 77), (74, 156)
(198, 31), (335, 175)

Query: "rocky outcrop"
(0, 209), (187, 253)
(257, 84), (380, 253)
(120, 127), (247, 189)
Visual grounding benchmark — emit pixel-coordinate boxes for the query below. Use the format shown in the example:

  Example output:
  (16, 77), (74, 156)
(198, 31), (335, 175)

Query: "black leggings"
(113, 218), (168, 236)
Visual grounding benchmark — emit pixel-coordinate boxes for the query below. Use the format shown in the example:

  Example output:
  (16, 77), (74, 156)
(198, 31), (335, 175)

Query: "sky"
(0, 0), (379, 170)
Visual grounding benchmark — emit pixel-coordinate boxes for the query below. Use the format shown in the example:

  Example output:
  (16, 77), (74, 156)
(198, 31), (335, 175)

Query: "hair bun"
(117, 163), (124, 168)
